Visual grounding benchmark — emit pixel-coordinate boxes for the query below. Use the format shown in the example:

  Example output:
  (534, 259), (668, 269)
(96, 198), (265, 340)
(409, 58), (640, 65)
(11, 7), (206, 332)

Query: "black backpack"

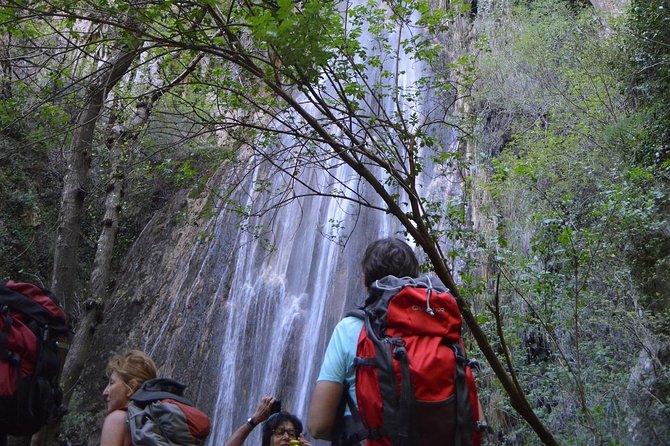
(0, 281), (69, 436)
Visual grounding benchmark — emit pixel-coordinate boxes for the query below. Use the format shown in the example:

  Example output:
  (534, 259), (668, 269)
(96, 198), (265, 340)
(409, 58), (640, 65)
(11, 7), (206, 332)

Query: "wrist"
(246, 417), (257, 428)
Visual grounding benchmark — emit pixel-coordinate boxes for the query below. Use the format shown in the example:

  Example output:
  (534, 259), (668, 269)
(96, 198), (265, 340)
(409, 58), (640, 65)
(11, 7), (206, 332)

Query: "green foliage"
(0, 9), (82, 281)
(471, 0), (670, 443)
(247, 0), (341, 83)
(620, 3), (670, 362)
(0, 138), (60, 282)
(626, 0), (670, 173)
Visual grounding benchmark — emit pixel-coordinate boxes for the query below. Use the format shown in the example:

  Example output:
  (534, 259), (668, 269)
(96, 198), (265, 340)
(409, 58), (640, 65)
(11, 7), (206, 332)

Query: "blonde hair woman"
(101, 350), (157, 446)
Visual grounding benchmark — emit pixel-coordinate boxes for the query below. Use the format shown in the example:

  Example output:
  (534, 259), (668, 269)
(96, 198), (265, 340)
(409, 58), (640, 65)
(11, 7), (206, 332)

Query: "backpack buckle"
(353, 357), (376, 367)
(0, 349), (20, 365)
(468, 358), (481, 372)
(476, 421), (491, 433)
(385, 337), (408, 360)
(393, 344), (408, 360)
(385, 337), (405, 346)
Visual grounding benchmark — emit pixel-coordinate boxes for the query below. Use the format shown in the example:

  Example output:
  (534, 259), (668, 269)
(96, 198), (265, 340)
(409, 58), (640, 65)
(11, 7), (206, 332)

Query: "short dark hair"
(361, 237), (419, 288)
(261, 411), (303, 446)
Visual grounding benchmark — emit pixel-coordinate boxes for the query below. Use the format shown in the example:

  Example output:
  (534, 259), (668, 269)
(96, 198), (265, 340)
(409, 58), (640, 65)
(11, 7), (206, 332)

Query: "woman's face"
(270, 420), (299, 446)
(102, 371), (133, 413)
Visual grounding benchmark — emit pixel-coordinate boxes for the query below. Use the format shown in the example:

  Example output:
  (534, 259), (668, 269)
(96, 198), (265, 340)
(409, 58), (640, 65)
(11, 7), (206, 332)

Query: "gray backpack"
(127, 378), (210, 446)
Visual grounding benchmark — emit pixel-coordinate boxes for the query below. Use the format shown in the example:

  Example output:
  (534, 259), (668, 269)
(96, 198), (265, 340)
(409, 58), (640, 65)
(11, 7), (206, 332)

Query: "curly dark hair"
(261, 411), (303, 446)
(361, 237), (419, 288)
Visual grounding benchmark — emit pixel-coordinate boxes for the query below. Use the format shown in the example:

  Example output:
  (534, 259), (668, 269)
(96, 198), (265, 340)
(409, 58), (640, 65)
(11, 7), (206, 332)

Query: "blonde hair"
(106, 349), (157, 390)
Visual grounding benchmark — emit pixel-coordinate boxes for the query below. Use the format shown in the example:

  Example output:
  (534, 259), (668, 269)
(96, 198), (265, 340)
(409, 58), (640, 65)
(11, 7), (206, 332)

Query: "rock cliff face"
(64, 165), (244, 442)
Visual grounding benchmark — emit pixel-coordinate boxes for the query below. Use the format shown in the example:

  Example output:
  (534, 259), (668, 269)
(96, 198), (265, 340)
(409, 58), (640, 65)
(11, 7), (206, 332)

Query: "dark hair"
(361, 237), (419, 288)
(261, 411), (303, 446)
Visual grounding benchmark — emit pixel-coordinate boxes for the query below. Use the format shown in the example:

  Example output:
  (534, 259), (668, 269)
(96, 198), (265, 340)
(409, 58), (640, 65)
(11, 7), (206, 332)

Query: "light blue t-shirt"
(317, 316), (363, 413)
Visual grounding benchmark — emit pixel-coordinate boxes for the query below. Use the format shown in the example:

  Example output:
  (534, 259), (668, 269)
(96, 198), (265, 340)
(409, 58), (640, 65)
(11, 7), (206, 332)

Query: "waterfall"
(206, 161), (391, 445)
(145, 2), (460, 444)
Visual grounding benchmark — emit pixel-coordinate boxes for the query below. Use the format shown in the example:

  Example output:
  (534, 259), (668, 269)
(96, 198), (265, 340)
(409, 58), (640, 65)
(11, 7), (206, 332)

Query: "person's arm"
(307, 380), (343, 440)
(100, 410), (129, 446)
(308, 317), (360, 440)
(224, 395), (277, 446)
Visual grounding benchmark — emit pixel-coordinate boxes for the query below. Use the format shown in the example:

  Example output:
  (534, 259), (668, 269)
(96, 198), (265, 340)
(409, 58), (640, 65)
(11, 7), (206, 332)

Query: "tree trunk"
(39, 52), (203, 446)
(59, 113), (126, 409)
(50, 44), (142, 314)
(36, 42), (143, 446)
(54, 40), (142, 405)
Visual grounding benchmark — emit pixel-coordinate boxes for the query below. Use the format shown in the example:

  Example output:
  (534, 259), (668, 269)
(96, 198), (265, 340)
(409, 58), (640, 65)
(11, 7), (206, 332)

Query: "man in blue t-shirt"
(307, 237), (420, 441)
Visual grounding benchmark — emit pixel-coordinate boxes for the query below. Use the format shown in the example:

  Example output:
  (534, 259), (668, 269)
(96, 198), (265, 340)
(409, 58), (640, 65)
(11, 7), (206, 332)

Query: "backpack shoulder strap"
(345, 309), (365, 320)
(332, 381), (366, 446)
(126, 402), (154, 445)
(452, 343), (477, 446)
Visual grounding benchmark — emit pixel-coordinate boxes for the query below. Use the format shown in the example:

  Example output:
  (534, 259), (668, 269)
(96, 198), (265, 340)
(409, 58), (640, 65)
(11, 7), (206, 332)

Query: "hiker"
(225, 395), (312, 446)
(101, 350), (157, 446)
(307, 237), (420, 441)
(308, 237), (486, 445)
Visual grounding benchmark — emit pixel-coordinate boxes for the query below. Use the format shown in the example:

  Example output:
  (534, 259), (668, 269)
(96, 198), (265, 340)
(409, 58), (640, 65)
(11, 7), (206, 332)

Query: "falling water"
(145, 2), (461, 445)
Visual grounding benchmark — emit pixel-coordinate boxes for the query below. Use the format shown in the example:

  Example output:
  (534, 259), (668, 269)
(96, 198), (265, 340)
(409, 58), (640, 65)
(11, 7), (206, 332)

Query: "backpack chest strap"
(352, 357), (376, 367)
(0, 309), (20, 365)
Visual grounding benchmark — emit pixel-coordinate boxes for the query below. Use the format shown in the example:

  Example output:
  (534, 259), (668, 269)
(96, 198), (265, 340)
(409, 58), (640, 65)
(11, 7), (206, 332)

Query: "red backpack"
(347, 276), (482, 446)
(0, 281), (69, 436)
